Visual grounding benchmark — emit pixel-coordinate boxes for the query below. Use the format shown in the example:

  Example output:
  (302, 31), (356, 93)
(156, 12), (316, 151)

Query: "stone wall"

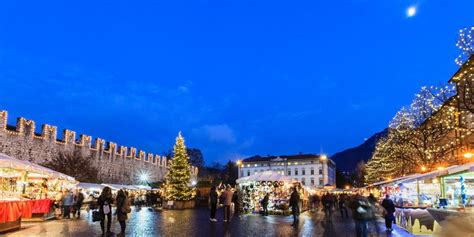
(0, 110), (198, 184)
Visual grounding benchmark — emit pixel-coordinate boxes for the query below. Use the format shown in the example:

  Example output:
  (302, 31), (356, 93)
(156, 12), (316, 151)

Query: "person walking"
(74, 189), (85, 219)
(222, 186), (234, 222)
(261, 193), (269, 216)
(350, 193), (370, 237)
(98, 186), (114, 236)
(209, 186), (218, 222)
(381, 195), (396, 232)
(232, 189), (240, 215)
(289, 187), (300, 227)
(367, 193), (381, 234)
(339, 194), (349, 219)
(322, 192), (334, 219)
(116, 189), (130, 237)
(62, 190), (73, 219)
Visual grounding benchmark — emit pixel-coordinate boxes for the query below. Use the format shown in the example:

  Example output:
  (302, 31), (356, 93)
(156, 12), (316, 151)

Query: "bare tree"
(42, 152), (101, 183)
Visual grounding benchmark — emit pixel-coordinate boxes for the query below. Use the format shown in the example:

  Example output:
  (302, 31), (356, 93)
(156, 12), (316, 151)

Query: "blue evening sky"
(0, 1), (472, 164)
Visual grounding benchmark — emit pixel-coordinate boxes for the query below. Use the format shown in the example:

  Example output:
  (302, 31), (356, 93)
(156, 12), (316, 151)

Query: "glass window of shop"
(442, 171), (474, 207)
(390, 179), (441, 207)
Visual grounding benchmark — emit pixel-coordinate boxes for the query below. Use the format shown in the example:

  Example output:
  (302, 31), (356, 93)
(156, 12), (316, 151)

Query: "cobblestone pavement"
(4, 207), (419, 237)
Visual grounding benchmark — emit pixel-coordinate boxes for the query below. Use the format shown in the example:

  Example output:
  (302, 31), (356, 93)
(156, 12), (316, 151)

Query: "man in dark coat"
(381, 194), (396, 232)
(209, 186), (218, 222)
(261, 193), (269, 216)
(289, 187), (300, 227)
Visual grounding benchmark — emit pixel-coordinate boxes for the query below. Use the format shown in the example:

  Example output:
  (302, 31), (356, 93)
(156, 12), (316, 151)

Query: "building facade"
(238, 154), (336, 188)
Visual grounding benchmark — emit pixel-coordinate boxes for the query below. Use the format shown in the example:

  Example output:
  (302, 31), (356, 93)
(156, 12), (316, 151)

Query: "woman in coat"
(97, 186), (113, 236)
(115, 189), (128, 236)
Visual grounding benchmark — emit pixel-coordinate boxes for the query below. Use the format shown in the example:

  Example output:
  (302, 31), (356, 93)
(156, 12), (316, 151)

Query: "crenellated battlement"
(0, 110), (198, 183)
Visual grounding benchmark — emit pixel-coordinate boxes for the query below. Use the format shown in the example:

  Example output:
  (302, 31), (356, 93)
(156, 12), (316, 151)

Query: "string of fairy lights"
(366, 28), (474, 184)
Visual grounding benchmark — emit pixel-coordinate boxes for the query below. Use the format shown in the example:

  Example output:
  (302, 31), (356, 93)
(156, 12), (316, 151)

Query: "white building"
(238, 154), (336, 188)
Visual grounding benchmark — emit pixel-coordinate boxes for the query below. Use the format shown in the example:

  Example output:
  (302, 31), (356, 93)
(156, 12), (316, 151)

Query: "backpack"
(121, 197), (132, 213)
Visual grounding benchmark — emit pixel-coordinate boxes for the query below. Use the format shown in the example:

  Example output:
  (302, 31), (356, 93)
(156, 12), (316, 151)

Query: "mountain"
(330, 129), (388, 172)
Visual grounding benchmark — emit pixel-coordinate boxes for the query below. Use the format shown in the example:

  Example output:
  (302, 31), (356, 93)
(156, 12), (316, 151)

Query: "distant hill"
(330, 129), (388, 172)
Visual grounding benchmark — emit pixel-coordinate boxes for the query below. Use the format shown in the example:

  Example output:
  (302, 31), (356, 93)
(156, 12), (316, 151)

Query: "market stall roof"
(236, 171), (295, 184)
(366, 174), (419, 187)
(398, 167), (456, 184)
(0, 152), (76, 181)
(77, 182), (106, 190)
(446, 162), (474, 175)
(101, 183), (152, 191)
(102, 183), (128, 190)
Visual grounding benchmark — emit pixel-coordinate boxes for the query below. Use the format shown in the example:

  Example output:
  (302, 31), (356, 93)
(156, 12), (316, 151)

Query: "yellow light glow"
(320, 155), (327, 161)
(437, 166), (444, 170)
(464, 152), (473, 159)
(421, 166), (427, 172)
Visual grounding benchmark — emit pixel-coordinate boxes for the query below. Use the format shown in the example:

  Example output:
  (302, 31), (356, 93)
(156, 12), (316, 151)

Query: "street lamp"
(236, 160), (242, 167)
(320, 155), (327, 161)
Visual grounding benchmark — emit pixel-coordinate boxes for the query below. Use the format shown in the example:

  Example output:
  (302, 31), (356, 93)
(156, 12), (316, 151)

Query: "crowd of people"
(52, 187), (162, 237)
(306, 192), (396, 237)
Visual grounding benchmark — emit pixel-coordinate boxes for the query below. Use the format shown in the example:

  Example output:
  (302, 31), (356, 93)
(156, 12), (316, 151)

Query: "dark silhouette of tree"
(42, 152), (101, 183)
(223, 160), (238, 185)
(186, 148), (205, 168)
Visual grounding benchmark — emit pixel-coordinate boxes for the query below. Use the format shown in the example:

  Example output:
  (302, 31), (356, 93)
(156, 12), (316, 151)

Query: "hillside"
(330, 129), (388, 172)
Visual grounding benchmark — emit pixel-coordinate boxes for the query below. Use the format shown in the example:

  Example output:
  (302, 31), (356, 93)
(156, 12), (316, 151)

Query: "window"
(288, 170), (291, 176)
(302, 168), (306, 175)
(247, 170), (250, 176)
(295, 168), (299, 176)
(311, 178), (315, 185)
(301, 178), (306, 185)
(319, 169), (323, 175)
(310, 168), (314, 175)
(319, 178), (323, 185)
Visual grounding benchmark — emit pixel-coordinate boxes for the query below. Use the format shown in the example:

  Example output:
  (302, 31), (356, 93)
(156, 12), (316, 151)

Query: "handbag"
(121, 197), (132, 213)
(92, 210), (103, 222)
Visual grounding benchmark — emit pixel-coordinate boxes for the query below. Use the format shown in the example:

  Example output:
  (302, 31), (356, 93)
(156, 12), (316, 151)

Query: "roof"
(243, 154), (322, 162)
(236, 170), (296, 184)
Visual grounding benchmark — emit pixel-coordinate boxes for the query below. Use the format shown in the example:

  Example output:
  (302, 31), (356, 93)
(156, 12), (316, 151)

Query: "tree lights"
(162, 132), (195, 201)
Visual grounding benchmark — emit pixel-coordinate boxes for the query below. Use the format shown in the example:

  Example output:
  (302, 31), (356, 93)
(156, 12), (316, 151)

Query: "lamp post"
(236, 160), (242, 178)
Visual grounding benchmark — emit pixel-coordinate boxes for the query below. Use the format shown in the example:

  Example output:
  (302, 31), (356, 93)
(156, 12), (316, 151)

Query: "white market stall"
(236, 171), (309, 215)
(0, 153), (76, 231)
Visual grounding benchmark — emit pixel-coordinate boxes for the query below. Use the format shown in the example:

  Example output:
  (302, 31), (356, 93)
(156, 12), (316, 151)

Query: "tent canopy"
(77, 182), (106, 190)
(0, 153), (76, 181)
(236, 170), (295, 184)
(101, 183), (152, 191)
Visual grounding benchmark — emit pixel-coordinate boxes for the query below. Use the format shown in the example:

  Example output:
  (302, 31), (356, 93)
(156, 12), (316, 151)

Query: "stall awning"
(398, 167), (456, 184)
(446, 162), (474, 175)
(236, 170), (295, 184)
(77, 182), (106, 190)
(101, 183), (152, 191)
(0, 153), (75, 181)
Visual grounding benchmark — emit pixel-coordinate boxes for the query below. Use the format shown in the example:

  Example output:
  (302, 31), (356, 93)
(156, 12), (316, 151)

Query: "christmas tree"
(163, 132), (195, 201)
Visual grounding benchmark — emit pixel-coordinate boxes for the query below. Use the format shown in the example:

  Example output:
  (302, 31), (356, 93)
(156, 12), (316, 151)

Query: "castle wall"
(0, 110), (198, 184)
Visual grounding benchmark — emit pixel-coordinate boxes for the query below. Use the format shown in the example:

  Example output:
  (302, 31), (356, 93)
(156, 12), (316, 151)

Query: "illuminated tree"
(163, 132), (195, 201)
(366, 85), (456, 183)
(455, 26), (474, 66)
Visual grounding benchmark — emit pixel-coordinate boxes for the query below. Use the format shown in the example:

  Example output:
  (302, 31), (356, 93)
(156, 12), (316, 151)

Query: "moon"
(407, 6), (417, 17)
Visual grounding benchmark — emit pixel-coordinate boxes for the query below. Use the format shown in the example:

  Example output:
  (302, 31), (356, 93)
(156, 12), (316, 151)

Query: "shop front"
(236, 171), (308, 215)
(0, 153), (76, 232)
